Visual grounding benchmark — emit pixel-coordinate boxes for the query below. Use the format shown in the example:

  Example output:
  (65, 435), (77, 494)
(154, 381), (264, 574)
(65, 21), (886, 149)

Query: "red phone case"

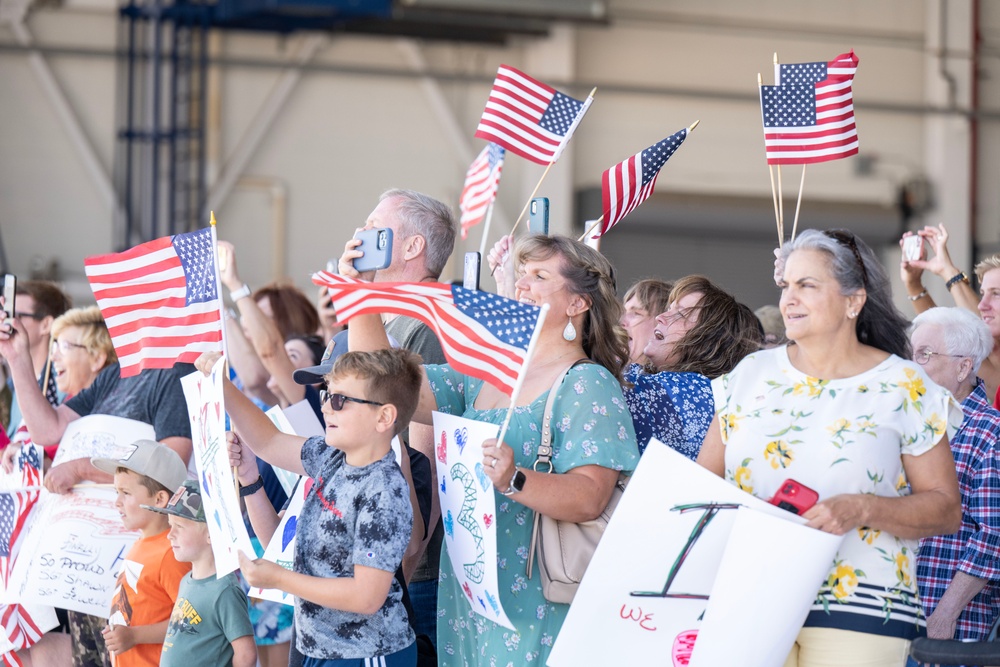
(769, 479), (819, 515)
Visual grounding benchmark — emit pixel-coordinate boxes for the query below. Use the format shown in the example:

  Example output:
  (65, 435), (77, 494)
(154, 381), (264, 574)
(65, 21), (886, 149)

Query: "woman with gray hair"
(699, 229), (963, 666)
(909, 307), (1000, 647)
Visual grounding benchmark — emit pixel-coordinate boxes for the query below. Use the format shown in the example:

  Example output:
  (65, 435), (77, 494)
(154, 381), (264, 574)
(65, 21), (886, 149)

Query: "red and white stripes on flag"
(598, 128), (690, 237)
(459, 143), (505, 240)
(760, 51), (859, 165)
(85, 227), (224, 377)
(474, 64), (592, 165)
(0, 489), (45, 662)
(311, 273), (543, 396)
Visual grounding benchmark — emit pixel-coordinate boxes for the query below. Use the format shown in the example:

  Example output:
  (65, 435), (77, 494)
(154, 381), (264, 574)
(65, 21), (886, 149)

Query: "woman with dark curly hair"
(624, 275), (763, 458)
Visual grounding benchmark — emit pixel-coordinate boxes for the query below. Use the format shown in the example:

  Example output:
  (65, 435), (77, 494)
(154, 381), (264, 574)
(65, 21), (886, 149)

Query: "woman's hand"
(802, 494), (870, 535)
(227, 431), (259, 487)
(487, 235), (516, 298)
(898, 231), (926, 291)
(772, 247), (785, 288)
(338, 228), (375, 282)
(217, 240), (243, 293)
(195, 351), (223, 375)
(907, 224), (961, 280)
(481, 437), (516, 492)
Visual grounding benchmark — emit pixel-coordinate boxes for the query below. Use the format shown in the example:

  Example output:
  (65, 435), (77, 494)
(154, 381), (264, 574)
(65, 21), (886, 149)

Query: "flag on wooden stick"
(84, 227), (224, 377)
(311, 272), (543, 396)
(460, 143), (505, 240)
(760, 51), (859, 165)
(475, 64), (592, 165)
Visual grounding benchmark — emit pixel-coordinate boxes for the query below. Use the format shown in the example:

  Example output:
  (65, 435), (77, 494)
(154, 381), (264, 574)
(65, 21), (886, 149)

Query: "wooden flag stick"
(578, 216), (605, 242)
(791, 164), (807, 241)
(769, 165), (782, 247)
(777, 165), (785, 242)
(489, 161), (554, 277)
(477, 202), (497, 258)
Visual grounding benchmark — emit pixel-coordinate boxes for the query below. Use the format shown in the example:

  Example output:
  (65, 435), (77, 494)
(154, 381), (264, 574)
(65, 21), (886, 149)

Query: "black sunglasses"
(318, 390), (384, 411)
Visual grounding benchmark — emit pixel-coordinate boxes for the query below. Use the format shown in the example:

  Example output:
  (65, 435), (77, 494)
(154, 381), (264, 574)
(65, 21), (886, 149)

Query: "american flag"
(0, 489), (43, 661)
(311, 273), (543, 396)
(597, 128), (689, 237)
(84, 227), (224, 377)
(475, 64), (592, 166)
(459, 143), (505, 240)
(760, 51), (859, 165)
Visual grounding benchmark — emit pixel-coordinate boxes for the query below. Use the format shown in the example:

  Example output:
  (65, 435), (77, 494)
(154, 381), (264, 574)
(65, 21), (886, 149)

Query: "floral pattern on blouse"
(622, 364), (713, 460)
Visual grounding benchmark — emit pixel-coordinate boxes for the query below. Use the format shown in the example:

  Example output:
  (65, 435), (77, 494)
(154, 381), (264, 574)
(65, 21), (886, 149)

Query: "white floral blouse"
(712, 346), (962, 639)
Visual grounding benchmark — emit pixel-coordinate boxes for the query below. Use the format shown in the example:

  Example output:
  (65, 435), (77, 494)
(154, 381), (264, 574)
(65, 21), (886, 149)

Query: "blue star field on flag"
(640, 132), (686, 187)
(452, 286), (540, 349)
(778, 61), (827, 84)
(538, 92), (584, 137)
(172, 227), (218, 305)
(761, 85), (818, 127)
(0, 494), (14, 558)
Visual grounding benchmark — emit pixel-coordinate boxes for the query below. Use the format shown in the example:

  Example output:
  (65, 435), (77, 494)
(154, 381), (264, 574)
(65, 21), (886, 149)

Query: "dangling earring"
(563, 319), (577, 342)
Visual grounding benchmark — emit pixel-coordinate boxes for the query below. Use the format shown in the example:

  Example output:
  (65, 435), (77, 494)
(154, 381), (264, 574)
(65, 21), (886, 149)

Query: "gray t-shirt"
(384, 316), (445, 365)
(161, 572), (253, 667)
(295, 436), (414, 659)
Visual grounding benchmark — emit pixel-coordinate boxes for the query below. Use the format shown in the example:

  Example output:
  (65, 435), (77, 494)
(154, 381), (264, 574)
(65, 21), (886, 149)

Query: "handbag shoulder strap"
(534, 359), (592, 473)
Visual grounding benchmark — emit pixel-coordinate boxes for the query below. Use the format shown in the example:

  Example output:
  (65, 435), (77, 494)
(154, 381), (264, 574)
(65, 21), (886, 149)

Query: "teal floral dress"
(426, 363), (638, 666)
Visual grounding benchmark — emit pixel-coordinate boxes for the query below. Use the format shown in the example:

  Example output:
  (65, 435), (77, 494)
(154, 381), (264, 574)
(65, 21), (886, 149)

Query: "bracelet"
(229, 283), (252, 302)
(945, 272), (969, 291)
(239, 475), (264, 497)
(907, 290), (929, 302)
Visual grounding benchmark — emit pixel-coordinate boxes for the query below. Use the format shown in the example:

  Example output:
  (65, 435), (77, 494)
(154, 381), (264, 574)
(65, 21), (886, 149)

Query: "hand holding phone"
(1, 274), (15, 333)
(769, 479), (819, 515)
(352, 228), (394, 273)
(902, 235), (925, 262)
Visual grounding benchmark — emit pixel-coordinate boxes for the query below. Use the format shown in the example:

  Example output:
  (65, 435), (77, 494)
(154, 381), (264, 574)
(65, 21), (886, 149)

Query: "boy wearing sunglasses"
(218, 347), (422, 667)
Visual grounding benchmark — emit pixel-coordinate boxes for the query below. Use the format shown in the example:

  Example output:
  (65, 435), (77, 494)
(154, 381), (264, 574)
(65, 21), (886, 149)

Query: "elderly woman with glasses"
(908, 307), (1000, 647)
(699, 229), (963, 667)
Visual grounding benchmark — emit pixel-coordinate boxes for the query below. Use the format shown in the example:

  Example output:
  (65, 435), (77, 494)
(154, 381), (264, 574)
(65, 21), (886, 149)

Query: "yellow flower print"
(895, 471), (909, 493)
(857, 384), (869, 393)
(763, 440), (794, 470)
(792, 376), (826, 397)
(725, 413), (741, 435)
(827, 418), (852, 439)
(826, 560), (863, 601)
(734, 458), (754, 494)
(898, 367), (926, 402)
(924, 413), (946, 438)
(857, 526), (881, 545)
(894, 551), (912, 587)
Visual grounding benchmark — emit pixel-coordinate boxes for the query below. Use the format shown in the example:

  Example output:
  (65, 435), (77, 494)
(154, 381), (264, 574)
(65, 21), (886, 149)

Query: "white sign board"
(51, 414), (155, 468)
(247, 477), (309, 605)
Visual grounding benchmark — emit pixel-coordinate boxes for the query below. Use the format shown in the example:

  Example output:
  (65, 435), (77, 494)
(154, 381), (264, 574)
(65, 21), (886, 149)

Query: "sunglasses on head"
(318, 390), (384, 411)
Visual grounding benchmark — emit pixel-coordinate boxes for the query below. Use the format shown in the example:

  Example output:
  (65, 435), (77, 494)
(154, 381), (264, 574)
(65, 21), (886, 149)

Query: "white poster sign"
(51, 414), (155, 468)
(548, 441), (843, 667)
(432, 411), (514, 631)
(17, 487), (140, 617)
(180, 360), (254, 576)
(247, 477), (309, 605)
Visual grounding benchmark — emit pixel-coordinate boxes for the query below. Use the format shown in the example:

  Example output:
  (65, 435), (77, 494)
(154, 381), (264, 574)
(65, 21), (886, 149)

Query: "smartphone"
(528, 197), (549, 235)
(902, 235), (924, 262)
(1, 274), (14, 322)
(769, 479), (819, 515)
(463, 252), (481, 291)
(352, 228), (393, 273)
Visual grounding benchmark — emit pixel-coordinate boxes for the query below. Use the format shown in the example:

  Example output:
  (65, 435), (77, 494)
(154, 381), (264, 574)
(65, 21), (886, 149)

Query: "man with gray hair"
(909, 306), (1000, 645)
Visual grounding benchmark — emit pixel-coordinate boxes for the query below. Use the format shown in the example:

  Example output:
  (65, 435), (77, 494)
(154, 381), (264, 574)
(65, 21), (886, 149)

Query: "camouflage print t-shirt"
(295, 436), (414, 659)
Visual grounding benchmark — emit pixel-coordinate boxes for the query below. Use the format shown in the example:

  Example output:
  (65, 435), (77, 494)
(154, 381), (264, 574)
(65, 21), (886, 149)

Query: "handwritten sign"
(432, 411), (514, 631)
(51, 414), (155, 468)
(548, 440), (843, 667)
(180, 360), (254, 577)
(15, 487), (139, 617)
(247, 477), (309, 605)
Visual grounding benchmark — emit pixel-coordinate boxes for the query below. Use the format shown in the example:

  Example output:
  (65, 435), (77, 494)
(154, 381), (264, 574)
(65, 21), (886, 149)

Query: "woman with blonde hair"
(343, 233), (639, 665)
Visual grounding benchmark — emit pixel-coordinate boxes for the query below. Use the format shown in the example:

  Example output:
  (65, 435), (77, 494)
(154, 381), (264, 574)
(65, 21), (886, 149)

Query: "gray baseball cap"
(92, 439), (187, 492)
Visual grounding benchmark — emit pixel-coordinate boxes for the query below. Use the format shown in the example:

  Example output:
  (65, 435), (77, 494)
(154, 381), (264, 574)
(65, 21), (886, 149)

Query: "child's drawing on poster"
(248, 477), (310, 605)
(547, 441), (843, 667)
(180, 359), (254, 577)
(432, 411), (514, 631)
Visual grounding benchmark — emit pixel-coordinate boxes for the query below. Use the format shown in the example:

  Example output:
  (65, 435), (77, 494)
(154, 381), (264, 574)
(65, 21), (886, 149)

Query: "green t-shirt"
(160, 572), (253, 667)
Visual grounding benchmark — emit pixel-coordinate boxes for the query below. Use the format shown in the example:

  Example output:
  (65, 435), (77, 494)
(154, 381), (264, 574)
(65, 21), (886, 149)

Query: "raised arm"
(905, 225), (979, 314)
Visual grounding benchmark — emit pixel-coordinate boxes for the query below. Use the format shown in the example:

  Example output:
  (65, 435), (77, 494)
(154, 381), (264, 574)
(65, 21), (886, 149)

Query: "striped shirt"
(916, 381), (1000, 640)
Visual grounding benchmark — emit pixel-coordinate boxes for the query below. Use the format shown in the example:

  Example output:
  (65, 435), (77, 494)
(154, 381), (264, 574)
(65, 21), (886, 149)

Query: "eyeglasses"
(51, 339), (88, 354)
(913, 348), (967, 365)
(318, 390), (384, 411)
(15, 311), (45, 321)
(823, 229), (869, 288)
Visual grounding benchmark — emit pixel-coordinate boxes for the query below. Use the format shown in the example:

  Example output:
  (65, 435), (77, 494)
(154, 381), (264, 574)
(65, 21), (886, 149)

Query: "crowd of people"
(0, 189), (998, 667)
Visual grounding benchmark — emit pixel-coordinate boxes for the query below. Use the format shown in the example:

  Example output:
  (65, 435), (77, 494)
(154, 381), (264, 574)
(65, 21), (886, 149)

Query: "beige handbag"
(525, 361), (629, 604)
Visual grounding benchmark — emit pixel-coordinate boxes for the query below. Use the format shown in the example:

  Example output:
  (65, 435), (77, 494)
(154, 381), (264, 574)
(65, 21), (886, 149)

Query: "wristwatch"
(500, 468), (526, 496)
(239, 475), (264, 497)
(230, 283), (252, 302)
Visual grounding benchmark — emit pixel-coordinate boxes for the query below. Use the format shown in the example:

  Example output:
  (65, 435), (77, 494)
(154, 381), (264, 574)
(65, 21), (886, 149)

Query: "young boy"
(222, 348), (420, 667)
(142, 480), (256, 667)
(91, 438), (191, 667)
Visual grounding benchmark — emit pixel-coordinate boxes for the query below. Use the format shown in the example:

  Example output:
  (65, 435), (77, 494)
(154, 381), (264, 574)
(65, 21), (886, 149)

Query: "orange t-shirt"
(108, 529), (191, 667)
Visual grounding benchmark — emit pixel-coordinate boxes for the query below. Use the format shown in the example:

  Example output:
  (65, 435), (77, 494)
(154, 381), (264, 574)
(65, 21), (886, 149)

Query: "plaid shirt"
(916, 381), (1000, 640)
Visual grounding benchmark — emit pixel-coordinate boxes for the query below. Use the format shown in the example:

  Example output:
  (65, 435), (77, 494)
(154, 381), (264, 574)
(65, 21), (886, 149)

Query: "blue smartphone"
(352, 228), (393, 273)
(528, 197), (549, 235)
